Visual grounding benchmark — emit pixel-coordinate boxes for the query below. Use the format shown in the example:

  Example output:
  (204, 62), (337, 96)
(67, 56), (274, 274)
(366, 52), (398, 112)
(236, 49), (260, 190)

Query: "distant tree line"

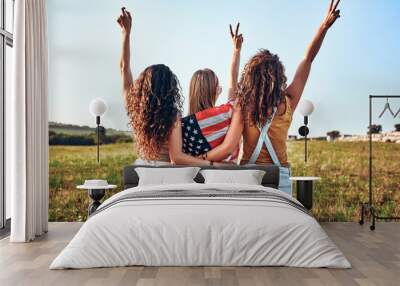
(49, 122), (94, 132)
(49, 130), (133, 145)
(326, 130), (341, 140)
(368, 125), (382, 134)
(325, 124), (399, 141)
(48, 123), (400, 145)
(368, 124), (400, 134)
(49, 121), (130, 135)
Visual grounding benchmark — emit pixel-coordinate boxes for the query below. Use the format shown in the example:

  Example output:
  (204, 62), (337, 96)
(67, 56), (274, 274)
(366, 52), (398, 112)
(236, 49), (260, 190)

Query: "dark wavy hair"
(126, 64), (183, 160)
(237, 49), (287, 127)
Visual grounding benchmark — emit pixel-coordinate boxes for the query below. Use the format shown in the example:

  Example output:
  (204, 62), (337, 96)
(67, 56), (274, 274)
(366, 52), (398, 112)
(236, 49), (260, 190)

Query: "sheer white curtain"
(9, 0), (49, 242)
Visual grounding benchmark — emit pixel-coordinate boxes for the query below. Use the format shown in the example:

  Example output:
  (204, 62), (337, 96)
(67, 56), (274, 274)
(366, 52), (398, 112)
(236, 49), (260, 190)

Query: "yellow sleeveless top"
(240, 100), (293, 166)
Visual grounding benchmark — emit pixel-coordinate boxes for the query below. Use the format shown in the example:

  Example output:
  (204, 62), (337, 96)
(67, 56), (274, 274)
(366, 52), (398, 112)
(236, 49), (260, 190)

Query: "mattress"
(50, 183), (350, 269)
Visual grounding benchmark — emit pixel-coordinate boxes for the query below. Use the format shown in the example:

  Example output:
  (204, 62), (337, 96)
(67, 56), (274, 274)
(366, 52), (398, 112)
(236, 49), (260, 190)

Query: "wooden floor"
(0, 222), (399, 286)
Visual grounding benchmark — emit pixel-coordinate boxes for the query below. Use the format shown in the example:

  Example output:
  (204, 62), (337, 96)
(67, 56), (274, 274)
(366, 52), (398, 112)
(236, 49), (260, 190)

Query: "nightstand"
(290, 177), (321, 210)
(77, 180), (117, 216)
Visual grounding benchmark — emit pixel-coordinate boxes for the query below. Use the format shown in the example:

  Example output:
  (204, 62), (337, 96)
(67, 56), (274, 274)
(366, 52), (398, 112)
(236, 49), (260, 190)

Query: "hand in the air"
(117, 7), (132, 35)
(230, 23), (243, 51)
(322, 0), (341, 30)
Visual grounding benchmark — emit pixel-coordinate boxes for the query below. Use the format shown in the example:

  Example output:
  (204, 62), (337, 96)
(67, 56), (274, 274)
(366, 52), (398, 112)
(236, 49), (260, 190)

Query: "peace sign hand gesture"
(117, 7), (132, 35)
(322, 0), (341, 30)
(230, 23), (243, 52)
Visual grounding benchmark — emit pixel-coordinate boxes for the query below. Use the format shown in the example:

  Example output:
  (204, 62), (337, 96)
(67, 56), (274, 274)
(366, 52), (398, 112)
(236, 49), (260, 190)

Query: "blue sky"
(47, 0), (400, 136)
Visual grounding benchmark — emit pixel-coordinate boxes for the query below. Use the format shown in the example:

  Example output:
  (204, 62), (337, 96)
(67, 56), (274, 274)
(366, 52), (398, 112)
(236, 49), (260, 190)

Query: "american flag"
(181, 103), (239, 163)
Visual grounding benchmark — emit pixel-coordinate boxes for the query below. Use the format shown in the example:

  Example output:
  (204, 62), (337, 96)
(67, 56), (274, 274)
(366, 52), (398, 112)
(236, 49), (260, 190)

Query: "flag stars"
(181, 117), (213, 156)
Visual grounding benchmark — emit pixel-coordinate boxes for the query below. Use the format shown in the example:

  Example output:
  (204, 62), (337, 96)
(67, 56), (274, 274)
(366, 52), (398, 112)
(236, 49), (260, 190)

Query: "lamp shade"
(298, 99), (315, 116)
(89, 98), (107, 117)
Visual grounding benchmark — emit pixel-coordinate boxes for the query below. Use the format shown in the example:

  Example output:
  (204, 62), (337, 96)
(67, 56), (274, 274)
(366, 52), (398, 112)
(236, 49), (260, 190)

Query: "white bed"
(50, 183), (351, 269)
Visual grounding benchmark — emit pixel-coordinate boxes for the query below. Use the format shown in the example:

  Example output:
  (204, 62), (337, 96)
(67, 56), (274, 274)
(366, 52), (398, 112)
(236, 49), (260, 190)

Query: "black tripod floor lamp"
(89, 98), (108, 163)
(298, 99), (315, 162)
(359, 95), (400, 230)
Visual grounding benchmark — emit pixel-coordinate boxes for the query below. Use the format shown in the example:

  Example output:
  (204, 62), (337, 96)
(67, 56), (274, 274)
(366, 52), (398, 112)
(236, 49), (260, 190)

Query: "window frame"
(0, 0), (13, 233)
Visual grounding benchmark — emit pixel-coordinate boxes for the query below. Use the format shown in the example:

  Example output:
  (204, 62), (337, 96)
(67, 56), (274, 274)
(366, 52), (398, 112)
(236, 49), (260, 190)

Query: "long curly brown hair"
(237, 49), (288, 127)
(126, 64), (183, 160)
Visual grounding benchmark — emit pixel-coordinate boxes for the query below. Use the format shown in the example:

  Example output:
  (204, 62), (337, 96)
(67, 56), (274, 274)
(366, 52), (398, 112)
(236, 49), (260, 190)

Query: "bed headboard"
(123, 165), (280, 190)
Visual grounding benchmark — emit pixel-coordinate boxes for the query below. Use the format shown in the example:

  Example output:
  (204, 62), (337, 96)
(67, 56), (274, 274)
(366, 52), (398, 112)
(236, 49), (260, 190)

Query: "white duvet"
(50, 183), (351, 269)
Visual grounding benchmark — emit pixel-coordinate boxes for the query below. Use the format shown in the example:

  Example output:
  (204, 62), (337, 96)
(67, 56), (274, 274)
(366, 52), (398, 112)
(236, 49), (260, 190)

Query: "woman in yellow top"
(239, 0), (342, 195)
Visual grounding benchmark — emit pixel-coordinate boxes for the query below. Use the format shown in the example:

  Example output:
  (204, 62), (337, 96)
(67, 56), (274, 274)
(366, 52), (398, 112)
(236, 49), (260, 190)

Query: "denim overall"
(247, 108), (292, 196)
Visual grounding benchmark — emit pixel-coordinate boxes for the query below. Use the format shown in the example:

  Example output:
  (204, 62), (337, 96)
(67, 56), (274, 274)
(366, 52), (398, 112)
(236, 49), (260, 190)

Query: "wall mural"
(47, 0), (400, 222)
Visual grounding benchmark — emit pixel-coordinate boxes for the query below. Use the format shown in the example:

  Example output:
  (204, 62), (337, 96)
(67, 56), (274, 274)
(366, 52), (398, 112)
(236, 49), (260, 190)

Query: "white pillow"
(135, 167), (200, 186)
(200, 169), (266, 185)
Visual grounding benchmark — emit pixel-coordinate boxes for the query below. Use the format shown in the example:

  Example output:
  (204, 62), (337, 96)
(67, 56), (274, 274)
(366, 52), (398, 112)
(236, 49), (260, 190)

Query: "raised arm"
(228, 23), (244, 101)
(286, 0), (341, 111)
(204, 105), (243, 162)
(117, 7), (134, 108)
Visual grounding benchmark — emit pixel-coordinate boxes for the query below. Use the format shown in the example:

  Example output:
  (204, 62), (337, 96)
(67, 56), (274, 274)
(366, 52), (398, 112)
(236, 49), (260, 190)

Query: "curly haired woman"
(118, 8), (212, 165)
(239, 0), (342, 195)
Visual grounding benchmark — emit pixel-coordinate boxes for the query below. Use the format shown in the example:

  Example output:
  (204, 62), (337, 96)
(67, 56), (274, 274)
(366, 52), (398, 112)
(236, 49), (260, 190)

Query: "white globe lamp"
(89, 98), (107, 117)
(299, 99), (315, 117)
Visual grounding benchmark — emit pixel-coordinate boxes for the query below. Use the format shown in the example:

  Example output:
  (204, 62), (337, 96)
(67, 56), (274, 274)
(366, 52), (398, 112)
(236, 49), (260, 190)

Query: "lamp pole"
(298, 119), (309, 163)
(96, 116), (100, 163)
(304, 116), (308, 163)
(298, 99), (314, 163)
(89, 98), (107, 164)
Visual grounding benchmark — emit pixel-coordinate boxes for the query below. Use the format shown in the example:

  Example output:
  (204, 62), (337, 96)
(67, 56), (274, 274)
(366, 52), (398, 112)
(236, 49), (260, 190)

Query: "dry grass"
(49, 141), (400, 222)
(289, 141), (400, 221)
(49, 143), (136, 221)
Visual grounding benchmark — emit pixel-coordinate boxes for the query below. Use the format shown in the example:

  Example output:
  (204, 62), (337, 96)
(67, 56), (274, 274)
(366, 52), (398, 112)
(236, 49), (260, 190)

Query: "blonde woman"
(170, 24), (244, 164)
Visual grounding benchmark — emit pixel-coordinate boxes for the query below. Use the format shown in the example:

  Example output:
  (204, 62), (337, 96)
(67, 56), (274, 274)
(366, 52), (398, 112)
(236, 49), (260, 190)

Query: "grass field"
(49, 143), (137, 221)
(49, 141), (400, 222)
